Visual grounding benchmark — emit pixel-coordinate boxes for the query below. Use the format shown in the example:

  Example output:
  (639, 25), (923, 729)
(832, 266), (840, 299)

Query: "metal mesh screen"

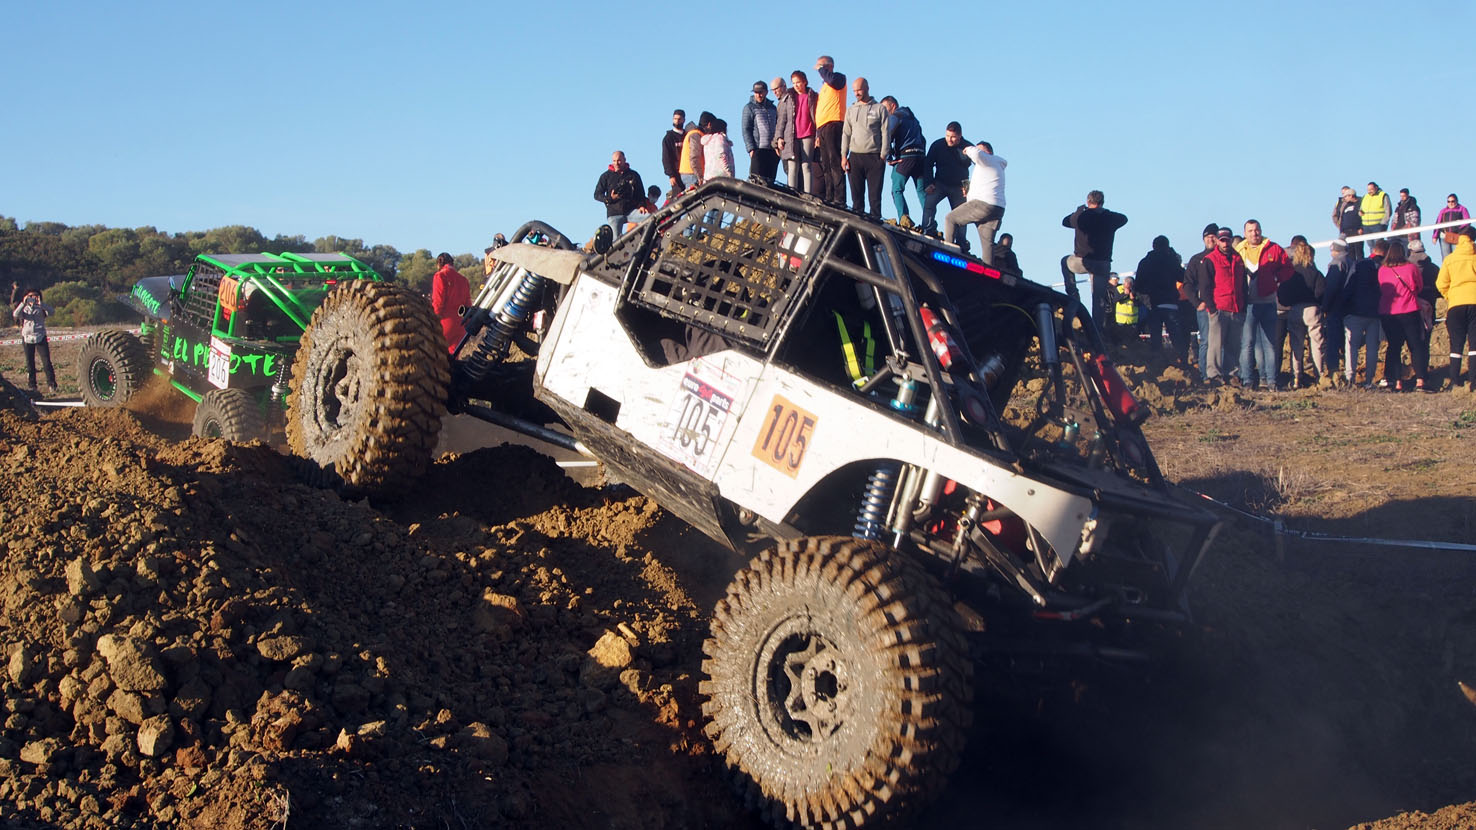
(632, 196), (826, 347)
(181, 265), (224, 329)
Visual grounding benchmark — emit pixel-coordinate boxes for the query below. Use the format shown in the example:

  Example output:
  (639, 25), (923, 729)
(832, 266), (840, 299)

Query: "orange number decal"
(752, 394), (818, 478)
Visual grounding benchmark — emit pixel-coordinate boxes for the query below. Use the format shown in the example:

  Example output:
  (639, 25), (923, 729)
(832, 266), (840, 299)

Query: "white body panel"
(537, 274), (1093, 562)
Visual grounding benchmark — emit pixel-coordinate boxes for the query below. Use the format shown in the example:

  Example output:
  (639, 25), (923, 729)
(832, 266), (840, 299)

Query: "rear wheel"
(77, 330), (150, 407)
(192, 388), (266, 442)
(700, 536), (973, 829)
(286, 281), (449, 497)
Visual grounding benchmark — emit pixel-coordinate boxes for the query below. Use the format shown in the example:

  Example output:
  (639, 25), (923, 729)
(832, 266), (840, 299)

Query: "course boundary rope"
(1184, 487), (1476, 553)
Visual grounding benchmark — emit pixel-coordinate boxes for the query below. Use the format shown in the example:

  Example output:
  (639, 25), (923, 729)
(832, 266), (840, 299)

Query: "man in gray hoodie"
(840, 77), (889, 218)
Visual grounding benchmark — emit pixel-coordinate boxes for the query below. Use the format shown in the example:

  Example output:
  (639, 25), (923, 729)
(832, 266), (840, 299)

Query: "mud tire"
(286, 281), (449, 497)
(77, 330), (150, 407)
(700, 536), (973, 829)
(192, 388), (266, 442)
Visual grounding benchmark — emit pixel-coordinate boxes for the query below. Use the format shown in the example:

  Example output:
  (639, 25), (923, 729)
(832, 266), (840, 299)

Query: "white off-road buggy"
(287, 178), (1221, 829)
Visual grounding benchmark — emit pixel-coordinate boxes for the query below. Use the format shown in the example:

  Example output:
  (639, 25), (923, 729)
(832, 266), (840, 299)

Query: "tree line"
(0, 216), (482, 326)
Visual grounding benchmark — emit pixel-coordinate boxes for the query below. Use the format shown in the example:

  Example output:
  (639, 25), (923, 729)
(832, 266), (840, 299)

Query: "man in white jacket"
(943, 141), (1006, 266)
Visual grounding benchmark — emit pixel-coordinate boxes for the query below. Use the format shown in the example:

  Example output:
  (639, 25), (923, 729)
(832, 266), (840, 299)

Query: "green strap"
(833, 312), (876, 385)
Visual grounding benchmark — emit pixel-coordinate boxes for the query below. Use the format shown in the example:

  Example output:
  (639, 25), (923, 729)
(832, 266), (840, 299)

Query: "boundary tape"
(1186, 488), (1476, 553)
(0, 333), (93, 347)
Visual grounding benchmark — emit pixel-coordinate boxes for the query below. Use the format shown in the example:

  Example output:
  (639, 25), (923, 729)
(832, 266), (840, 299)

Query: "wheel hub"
(89, 359), (116, 399)
(755, 616), (850, 747)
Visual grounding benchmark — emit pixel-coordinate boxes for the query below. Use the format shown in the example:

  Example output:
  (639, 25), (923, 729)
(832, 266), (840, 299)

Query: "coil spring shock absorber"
(853, 378), (916, 541)
(853, 463), (900, 540)
(459, 269), (545, 384)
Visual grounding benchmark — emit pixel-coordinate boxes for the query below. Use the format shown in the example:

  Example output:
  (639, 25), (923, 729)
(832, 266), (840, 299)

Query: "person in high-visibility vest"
(1360, 182), (1392, 236)
(1107, 274), (1144, 347)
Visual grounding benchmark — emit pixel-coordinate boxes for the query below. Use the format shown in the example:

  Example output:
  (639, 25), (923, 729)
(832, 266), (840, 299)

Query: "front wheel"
(286, 281), (449, 497)
(77, 330), (150, 407)
(192, 388), (266, 442)
(700, 536), (973, 829)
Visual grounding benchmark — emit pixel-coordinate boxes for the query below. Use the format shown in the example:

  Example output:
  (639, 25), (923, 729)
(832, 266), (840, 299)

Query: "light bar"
(930, 250), (1002, 279)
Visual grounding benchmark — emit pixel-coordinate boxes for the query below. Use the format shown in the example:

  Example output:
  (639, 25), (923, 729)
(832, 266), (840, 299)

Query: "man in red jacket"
(1201, 227), (1247, 385)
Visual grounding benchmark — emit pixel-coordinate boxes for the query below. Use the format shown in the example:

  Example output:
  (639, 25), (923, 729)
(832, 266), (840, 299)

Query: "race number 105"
(751, 394), (817, 478)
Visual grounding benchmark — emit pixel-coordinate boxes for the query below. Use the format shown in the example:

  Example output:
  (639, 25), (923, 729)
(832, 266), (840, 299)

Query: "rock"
(65, 558), (102, 597)
(107, 689), (151, 725)
(578, 687), (607, 714)
(19, 738), (62, 767)
(261, 711), (303, 752)
(175, 745), (207, 771)
(457, 722), (508, 766)
(580, 630), (634, 689)
(96, 635), (167, 693)
(169, 678), (211, 721)
(7, 643), (38, 685)
(137, 715), (174, 757)
(255, 635), (313, 663)
(283, 666), (316, 693)
(473, 591), (525, 635)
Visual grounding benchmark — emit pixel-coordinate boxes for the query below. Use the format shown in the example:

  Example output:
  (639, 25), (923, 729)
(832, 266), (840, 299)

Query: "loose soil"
(1, 328), (1475, 830)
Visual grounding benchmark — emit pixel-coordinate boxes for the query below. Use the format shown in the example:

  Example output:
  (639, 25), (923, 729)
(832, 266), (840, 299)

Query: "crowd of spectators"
(1108, 193), (1476, 394)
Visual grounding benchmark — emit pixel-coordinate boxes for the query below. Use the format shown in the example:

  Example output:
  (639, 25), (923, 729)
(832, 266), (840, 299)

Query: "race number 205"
(751, 394), (817, 478)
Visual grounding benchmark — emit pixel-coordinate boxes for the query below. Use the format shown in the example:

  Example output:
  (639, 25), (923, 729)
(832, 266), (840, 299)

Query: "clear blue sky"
(5, 0), (1474, 284)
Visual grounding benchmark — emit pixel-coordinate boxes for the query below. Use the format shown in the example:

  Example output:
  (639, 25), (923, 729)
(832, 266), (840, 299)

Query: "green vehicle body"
(120, 252), (381, 410)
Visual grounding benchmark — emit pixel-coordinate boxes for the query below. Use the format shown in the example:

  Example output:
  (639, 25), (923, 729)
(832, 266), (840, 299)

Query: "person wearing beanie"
(1202, 226), (1247, 385)
(679, 119), (704, 189)
(1133, 234), (1186, 364)
(1185, 222), (1220, 378)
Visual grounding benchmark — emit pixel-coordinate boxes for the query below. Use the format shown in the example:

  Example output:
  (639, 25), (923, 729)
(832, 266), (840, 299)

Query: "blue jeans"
(1440, 238), (1456, 259)
(921, 183), (964, 238)
(680, 173), (697, 189)
(890, 159), (925, 220)
(1240, 302), (1279, 387)
(1196, 308), (1211, 374)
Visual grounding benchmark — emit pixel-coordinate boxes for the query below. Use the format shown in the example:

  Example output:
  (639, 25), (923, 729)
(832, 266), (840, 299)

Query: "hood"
(896, 106), (915, 120)
(1459, 236), (1476, 256)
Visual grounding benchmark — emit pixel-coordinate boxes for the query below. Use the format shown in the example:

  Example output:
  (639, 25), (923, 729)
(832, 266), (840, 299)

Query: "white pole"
(1311, 218), (1470, 249)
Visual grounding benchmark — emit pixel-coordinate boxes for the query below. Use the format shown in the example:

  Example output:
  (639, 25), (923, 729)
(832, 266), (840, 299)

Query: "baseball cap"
(752, 81), (767, 93)
(1201, 223), (1219, 237)
(1216, 227), (1233, 240)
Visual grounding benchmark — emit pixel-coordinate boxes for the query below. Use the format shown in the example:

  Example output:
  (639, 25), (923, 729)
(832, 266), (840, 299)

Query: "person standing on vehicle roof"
(678, 120), (703, 190)
(813, 55), (847, 205)
(662, 109), (686, 193)
(431, 253), (471, 355)
(1360, 181), (1392, 241)
(943, 141), (1006, 265)
(880, 96), (926, 227)
(920, 122), (969, 243)
(1061, 190), (1128, 322)
(593, 150), (651, 238)
(770, 76), (795, 188)
(778, 70), (819, 196)
(1333, 186), (1364, 259)
(741, 81), (780, 184)
(841, 77), (889, 218)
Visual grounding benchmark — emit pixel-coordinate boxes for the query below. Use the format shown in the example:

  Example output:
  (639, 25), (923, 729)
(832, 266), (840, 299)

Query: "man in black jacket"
(593, 151), (650, 238)
(661, 110), (686, 193)
(1061, 190), (1129, 323)
(1134, 235), (1186, 365)
(919, 122), (969, 242)
(1332, 186), (1364, 259)
(1183, 223), (1218, 378)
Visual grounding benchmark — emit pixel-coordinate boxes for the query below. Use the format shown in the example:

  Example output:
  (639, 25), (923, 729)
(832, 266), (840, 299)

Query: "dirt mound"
(0, 407), (746, 829)
(4, 359), (1476, 829)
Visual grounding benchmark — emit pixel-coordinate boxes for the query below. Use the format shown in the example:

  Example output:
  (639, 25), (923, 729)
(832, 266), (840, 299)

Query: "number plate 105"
(751, 394), (818, 478)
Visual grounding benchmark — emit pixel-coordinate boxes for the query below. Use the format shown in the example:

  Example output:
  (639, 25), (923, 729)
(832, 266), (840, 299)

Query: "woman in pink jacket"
(1376, 242), (1429, 391)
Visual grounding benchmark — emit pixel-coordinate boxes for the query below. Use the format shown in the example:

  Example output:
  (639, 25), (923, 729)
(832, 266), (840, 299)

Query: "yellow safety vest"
(1360, 192), (1388, 226)
(833, 312), (875, 386)
(1115, 297), (1141, 325)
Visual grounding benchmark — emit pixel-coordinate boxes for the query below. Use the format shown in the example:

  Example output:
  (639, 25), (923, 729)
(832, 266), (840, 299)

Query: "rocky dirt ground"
(1, 328), (1475, 829)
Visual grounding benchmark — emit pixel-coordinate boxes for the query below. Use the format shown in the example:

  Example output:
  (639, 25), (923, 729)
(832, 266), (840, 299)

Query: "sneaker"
(898, 214), (916, 230)
(1376, 379), (1391, 389)
(46, 385), (58, 395)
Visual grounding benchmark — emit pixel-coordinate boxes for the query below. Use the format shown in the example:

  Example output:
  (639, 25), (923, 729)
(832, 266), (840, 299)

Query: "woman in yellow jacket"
(1436, 232), (1476, 390)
